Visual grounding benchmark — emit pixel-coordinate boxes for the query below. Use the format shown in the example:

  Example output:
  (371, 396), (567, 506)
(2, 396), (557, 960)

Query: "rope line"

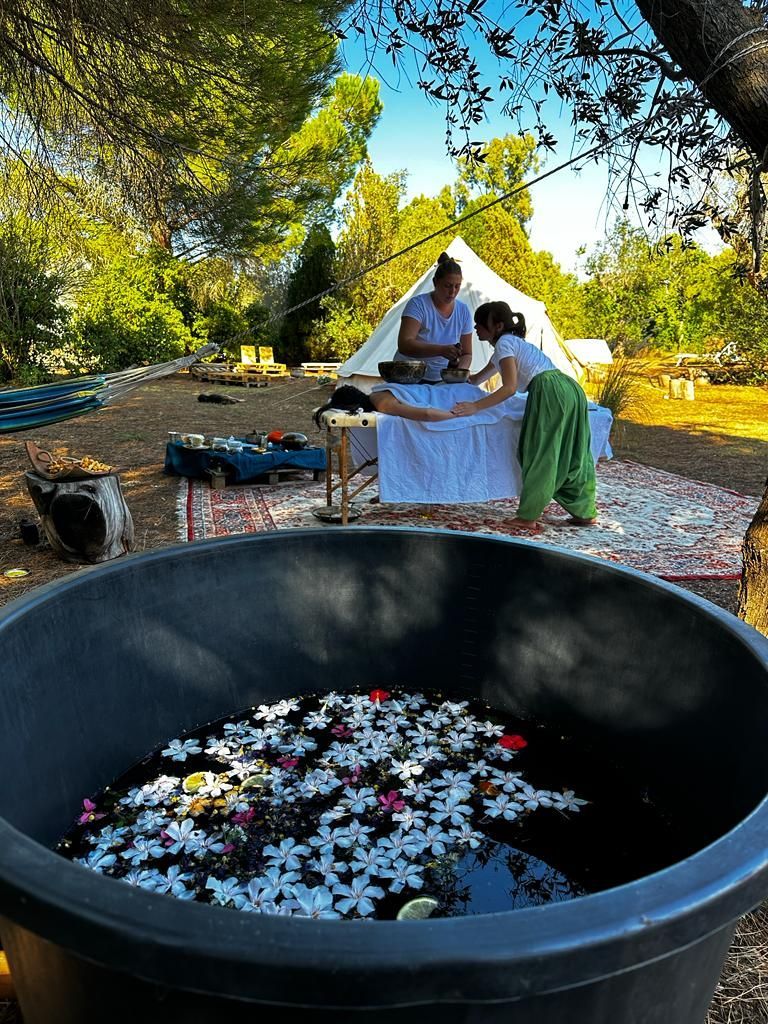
(271, 113), (660, 327)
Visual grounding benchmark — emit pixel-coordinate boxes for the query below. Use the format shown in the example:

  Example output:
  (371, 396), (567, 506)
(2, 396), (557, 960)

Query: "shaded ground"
(0, 370), (766, 1021)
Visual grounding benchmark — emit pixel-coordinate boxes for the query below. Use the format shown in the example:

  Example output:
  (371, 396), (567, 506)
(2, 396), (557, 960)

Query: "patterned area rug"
(179, 460), (758, 581)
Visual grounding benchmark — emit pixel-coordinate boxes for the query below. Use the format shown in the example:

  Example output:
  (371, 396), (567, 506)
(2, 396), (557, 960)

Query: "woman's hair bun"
(437, 252), (449, 263)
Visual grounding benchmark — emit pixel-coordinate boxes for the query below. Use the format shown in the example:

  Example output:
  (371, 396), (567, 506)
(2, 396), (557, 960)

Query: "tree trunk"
(151, 220), (173, 251)
(25, 471), (135, 564)
(738, 479), (768, 637)
(633, 0), (768, 163)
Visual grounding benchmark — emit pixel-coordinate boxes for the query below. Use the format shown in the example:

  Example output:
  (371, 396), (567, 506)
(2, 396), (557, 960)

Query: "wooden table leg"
(325, 427), (334, 507)
(340, 427), (349, 526)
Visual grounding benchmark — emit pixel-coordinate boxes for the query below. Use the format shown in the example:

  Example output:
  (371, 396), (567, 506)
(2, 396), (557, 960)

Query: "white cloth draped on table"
(346, 382), (613, 504)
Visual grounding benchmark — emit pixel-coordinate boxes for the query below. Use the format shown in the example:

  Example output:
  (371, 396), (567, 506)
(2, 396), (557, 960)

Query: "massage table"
(319, 383), (614, 525)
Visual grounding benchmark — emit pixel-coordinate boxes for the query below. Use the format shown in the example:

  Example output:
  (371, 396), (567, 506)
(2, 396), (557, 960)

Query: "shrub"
(70, 250), (194, 371)
(0, 219), (70, 382)
(591, 359), (649, 419)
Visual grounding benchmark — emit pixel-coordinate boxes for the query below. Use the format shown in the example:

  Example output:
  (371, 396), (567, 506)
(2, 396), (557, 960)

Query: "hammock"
(0, 345), (218, 433)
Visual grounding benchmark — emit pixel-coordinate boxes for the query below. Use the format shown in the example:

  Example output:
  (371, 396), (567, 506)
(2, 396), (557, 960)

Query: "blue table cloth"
(164, 441), (326, 484)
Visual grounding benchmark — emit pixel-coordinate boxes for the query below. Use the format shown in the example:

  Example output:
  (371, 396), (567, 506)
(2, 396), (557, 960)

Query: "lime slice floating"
(241, 773), (272, 791)
(182, 771), (207, 794)
(396, 896), (440, 921)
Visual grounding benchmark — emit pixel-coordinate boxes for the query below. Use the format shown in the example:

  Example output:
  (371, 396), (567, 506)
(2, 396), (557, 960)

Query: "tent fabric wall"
(337, 237), (582, 390)
(566, 339), (613, 365)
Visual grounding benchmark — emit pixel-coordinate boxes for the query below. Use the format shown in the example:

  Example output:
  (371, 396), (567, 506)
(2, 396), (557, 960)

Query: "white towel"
(358, 382), (613, 504)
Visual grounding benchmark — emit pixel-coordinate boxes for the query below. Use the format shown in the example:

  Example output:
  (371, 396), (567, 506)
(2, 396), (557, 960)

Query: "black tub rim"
(1, 527), (768, 1007)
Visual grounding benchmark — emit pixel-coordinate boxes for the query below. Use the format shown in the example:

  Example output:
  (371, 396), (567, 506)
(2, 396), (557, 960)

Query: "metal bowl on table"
(378, 360), (426, 384)
(440, 368), (470, 384)
(281, 432), (308, 451)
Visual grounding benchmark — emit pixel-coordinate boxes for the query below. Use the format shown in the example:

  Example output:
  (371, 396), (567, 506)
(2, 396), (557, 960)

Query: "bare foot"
(566, 516), (597, 526)
(509, 517), (543, 534)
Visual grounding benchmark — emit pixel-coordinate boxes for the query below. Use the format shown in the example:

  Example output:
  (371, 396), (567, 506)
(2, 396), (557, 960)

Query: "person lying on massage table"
(313, 384), (455, 425)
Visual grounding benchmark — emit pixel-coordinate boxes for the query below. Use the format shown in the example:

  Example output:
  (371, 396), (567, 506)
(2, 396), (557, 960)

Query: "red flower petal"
(369, 689), (391, 703)
(498, 734), (528, 750)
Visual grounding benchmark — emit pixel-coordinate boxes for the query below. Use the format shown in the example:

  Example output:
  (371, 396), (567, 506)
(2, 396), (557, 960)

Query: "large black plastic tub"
(1, 528), (768, 1024)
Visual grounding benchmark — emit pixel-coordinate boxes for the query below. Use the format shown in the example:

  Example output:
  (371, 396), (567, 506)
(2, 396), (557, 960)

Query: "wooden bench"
(301, 362), (341, 378)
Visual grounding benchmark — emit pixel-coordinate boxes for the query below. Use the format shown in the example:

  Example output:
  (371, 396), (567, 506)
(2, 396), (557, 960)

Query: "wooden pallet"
(189, 364), (269, 388)
(237, 363), (289, 377)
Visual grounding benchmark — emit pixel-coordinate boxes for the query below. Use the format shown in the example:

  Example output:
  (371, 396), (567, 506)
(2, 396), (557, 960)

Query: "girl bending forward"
(452, 301), (597, 532)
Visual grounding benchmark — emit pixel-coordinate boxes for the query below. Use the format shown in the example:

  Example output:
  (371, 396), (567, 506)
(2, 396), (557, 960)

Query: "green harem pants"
(516, 369), (597, 521)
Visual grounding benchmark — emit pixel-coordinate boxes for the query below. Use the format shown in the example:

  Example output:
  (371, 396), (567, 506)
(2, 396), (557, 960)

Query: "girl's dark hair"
(433, 251), (463, 282)
(474, 301), (526, 339)
(313, 385), (375, 428)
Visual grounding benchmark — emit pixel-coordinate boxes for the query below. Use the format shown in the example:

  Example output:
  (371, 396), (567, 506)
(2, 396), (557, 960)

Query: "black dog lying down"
(197, 392), (244, 404)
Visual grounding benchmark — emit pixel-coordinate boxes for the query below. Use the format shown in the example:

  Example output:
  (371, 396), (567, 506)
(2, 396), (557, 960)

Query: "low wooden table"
(164, 441), (326, 488)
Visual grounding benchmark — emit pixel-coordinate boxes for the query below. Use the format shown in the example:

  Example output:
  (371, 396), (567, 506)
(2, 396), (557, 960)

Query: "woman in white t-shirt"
(395, 252), (474, 383)
(451, 301), (597, 532)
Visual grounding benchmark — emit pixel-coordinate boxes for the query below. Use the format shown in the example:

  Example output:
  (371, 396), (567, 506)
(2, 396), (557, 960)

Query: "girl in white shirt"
(451, 301), (597, 532)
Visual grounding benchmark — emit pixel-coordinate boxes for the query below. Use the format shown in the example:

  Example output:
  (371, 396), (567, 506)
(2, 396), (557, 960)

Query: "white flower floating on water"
(162, 738), (203, 762)
(64, 688), (588, 920)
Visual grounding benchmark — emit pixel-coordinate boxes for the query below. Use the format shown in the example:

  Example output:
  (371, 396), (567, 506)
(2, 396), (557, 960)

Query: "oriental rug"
(178, 460), (758, 582)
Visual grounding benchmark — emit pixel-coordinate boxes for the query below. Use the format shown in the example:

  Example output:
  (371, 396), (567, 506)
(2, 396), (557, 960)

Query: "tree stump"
(25, 471), (135, 564)
(739, 480), (768, 638)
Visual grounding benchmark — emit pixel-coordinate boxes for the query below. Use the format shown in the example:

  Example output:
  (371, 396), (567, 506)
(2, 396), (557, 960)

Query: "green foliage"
(529, 251), (592, 340)
(455, 135), (538, 227)
(279, 224), (336, 364)
(582, 222), (710, 355)
(461, 201), (538, 293)
(579, 220), (768, 369)
(243, 303), (273, 349)
(332, 161), (407, 333)
(394, 195), (455, 292)
(307, 297), (371, 362)
(70, 247), (195, 371)
(2, 2), (350, 242)
(75, 70), (380, 263)
(0, 217), (69, 382)
(270, 75), (382, 230)
(699, 251), (768, 370)
(194, 303), (251, 361)
(316, 137), (587, 362)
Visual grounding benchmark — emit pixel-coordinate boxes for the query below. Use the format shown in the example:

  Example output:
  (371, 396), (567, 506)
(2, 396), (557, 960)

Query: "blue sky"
(340, 40), (625, 275)
(339, 24), (722, 276)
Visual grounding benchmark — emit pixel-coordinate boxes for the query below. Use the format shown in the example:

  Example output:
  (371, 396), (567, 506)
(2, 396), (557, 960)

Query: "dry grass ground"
(0, 368), (766, 1021)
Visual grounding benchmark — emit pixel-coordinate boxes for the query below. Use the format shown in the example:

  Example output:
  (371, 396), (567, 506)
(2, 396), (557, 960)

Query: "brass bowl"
(441, 368), (470, 383)
(378, 360), (426, 383)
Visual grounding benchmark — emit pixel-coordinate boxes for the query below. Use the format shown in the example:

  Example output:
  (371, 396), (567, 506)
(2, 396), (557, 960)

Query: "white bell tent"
(565, 338), (614, 365)
(337, 237), (582, 389)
